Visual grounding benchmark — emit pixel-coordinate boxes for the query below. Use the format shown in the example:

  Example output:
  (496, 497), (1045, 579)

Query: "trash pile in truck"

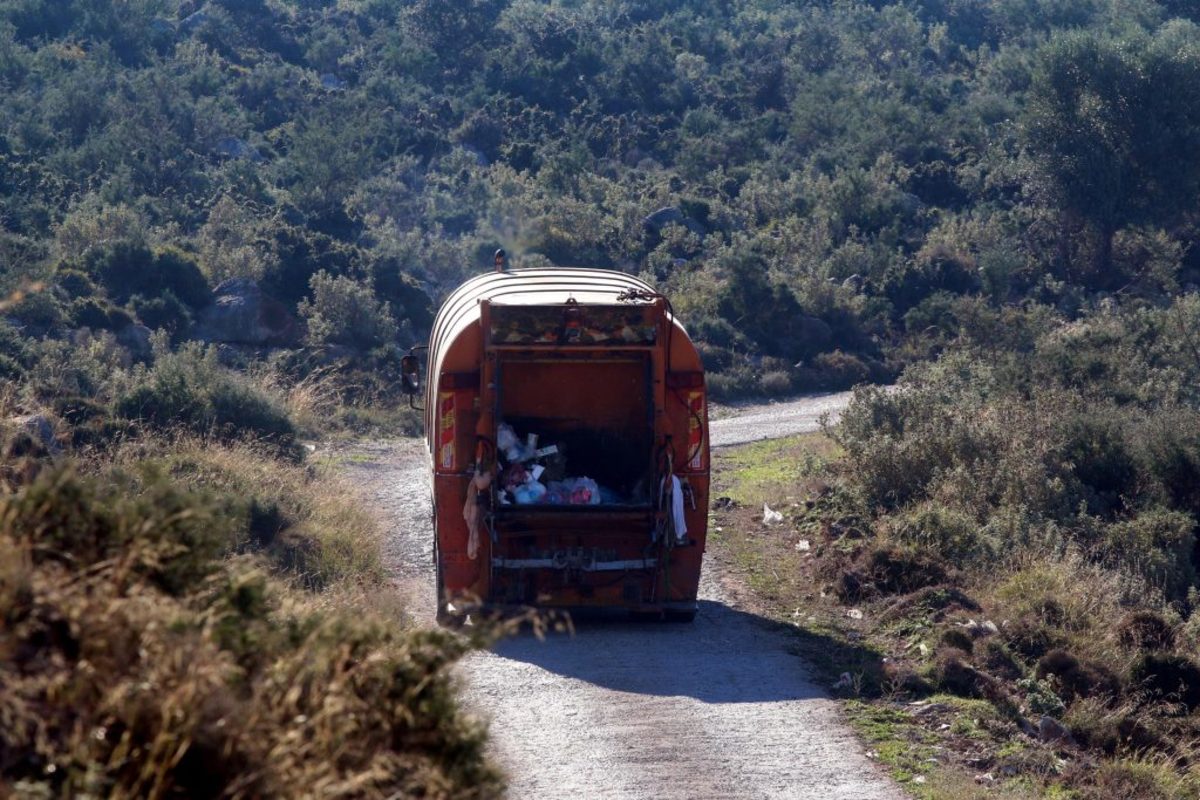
(495, 422), (623, 506)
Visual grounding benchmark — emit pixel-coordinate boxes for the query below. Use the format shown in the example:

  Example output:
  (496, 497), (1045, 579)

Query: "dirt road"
(709, 391), (854, 448)
(336, 393), (904, 799)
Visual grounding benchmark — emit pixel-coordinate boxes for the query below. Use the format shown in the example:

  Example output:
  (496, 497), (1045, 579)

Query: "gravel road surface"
(335, 392), (904, 800)
(709, 391), (854, 448)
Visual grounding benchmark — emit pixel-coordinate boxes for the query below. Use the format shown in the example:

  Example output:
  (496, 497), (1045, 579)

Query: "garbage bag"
(497, 423), (519, 459)
(463, 467), (493, 560)
(547, 477), (601, 505)
(513, 480), (548, 504)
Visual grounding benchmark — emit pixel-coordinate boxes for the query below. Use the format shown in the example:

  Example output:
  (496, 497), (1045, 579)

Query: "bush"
(153, 442), (383, 589)
(0, 319), (32, 368)
(887, 503), (991, 562)
(298, 270), (398, 350)
(1136, 410), (1200, 516)
(1117, 611), (1177, 653)
(1129, 654), (1200, 712)
(1102, 511), (1197, 602)
(796, 350), (875, 392)
(1086, 759), (1200, 800)
(1056, 407), (1138, 517)
(68, 296), (132, 331)
(55, 267), (98, 299)
(81, 243), (211, 309)
(1035, 649), (1120, 702)
(115, 344), (295, 446)
(0, 468), (501, 798)
(759, 369), (793, 396)
(129, 290), (193, 335)
(6, 288), (65, 335)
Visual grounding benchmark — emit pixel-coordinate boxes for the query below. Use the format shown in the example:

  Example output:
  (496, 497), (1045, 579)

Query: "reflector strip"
(439, 392), (455, 470)
(688, 390), (704, 469)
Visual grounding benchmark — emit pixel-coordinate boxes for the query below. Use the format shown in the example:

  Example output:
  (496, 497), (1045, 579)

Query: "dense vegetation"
(2, 0), (1198, 397)
(728, 296), (1200, 798)
(0, 430), (501, 798)
(707, 296), (1200, 797)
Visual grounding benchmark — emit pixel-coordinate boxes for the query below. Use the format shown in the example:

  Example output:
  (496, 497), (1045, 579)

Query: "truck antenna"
(494, 248), (507, 273)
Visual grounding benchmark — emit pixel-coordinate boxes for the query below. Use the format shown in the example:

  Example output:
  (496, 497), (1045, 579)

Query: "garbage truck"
(403, 264), (709, 623)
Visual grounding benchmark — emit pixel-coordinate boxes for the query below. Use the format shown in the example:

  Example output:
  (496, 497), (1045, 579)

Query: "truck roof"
(429, 267), (677, 377)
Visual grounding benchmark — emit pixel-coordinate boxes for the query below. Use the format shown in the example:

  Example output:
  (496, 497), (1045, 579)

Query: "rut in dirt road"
(336, 393), (904, 800)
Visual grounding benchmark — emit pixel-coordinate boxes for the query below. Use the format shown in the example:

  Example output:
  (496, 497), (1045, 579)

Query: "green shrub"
(7, 288), (65, 335)
(1102, 511), (1197, 602)
(298, 270), (398, 350)
(1055, 406), (1138, 517)
(0, 467), (500, 798)
(25, 337), (126, 402)
(3, 466), (229, 593)
(115, 344), (295, 446)
(806, 350), (873, 390)
(887, 503), (992, 562)
(0, 319), (32, 367)
(1086, 758), (1200, 800)
(129, 290), (193, 335)
(55, 267), (98, 299)
(1136, 410), (1200, 515)
(759, 369), (793, 396)
(67, 296), (132, 331)
(706, 365), (759, 401)
(81, 243), (211, 309)
(1129, 654), (1200, 711)
(1117, 611), (1177, 652)
(0, 353), (24, 381)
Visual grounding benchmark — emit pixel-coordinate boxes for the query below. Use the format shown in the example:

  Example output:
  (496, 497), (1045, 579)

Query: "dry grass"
(250, 366), (342, 438)
(983, 551), (1150, 666)
(109, 438), (385, 589)
(0, 466), (500, 799)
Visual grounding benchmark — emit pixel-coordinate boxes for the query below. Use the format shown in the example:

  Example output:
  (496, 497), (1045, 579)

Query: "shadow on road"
(481, 599), (884, 704)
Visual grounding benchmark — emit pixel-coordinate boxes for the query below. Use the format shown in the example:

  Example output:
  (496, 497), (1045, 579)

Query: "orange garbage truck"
(406, 266), (709, 623)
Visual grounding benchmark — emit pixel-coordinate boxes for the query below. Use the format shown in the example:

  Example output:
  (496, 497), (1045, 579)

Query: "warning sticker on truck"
(439, 392), (455, 470)
(688, 391), (704, 470)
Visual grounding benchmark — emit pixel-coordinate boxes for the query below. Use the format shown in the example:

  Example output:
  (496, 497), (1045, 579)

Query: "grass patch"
(714, 432), (841, 508)
(847, 701), (939, 791)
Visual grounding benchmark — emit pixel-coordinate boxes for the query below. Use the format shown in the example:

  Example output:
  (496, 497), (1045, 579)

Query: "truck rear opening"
(421, 268), (709, 622)
(496, 357), (653, 508)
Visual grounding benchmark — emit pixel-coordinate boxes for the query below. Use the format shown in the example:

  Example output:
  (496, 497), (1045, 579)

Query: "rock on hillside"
(192, 279), (301, 346)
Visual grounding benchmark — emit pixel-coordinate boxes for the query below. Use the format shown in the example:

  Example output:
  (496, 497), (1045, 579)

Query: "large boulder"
(643, 206), (707, 237)
(192, 279), (301, 347)
(10, 414), (61, 456)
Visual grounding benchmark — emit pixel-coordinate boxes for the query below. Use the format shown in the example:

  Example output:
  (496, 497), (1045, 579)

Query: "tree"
(298, 271), (398, 351)
(1023, 23), (1200, 284)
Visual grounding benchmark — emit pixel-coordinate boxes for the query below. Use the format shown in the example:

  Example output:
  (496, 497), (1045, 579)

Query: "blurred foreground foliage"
(0, 462), (500, 799)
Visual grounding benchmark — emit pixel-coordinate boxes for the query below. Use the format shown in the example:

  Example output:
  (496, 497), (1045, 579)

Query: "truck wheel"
(432, 536), (470, 629)
(433, 539), (448, 623)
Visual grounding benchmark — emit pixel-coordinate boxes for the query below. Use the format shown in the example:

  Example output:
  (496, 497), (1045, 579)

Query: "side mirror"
(400, 354), (421, 396)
